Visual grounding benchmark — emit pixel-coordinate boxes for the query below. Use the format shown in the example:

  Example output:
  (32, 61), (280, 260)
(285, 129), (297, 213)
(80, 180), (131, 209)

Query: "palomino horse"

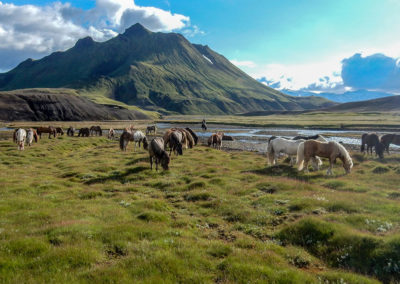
(146, 125), (157, 135)
(90, 126), (102, 136)
(26, 129), (39, 146)
(119, 130), (148, 151)
(149, 138), (170, 171)
(67, 127), (75, 136)
(78, 128), (90, 137)
(36, 126), (56, 139)
(361, 133), (384, 159)
(108, 128), (115, 139)
(297, 140), (353, 175)
(208, 132), (223, 149)
(15, 129), (26, 150)
(267, 137), (322, 170)
(56, 127), (64, 136)
(380, 134), (400, 154)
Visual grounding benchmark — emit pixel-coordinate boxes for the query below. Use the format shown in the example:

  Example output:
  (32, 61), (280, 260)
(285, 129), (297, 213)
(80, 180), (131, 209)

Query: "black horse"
(201, 119), (207, 131)
(361, 133), (384, 159)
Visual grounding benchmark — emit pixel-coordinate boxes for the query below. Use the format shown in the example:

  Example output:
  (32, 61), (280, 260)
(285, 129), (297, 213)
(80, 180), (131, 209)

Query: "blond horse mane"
(335, 141), (353, 170)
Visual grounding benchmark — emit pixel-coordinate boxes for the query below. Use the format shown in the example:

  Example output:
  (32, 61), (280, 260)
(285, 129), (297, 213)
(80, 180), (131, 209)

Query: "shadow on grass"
(126, 157), (148, 166)
(246, 164), (326, 181)
(84, 166), (148, 185)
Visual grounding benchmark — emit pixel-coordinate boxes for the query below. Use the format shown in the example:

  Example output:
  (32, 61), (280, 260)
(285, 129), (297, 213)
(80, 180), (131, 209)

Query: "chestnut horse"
(361, 133), (384, 159)
(297, 140), (353, 175)
(36, 126), (56, 139)
(148, 138), (170, 171)
(208, 132), (223, 149)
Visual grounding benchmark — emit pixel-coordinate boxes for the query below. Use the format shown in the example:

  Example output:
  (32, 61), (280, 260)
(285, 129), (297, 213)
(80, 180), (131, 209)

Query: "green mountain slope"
(0, 23), (334, 114)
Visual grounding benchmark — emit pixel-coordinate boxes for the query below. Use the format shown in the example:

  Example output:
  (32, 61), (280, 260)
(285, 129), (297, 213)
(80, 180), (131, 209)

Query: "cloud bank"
(0, 0), (191, 70)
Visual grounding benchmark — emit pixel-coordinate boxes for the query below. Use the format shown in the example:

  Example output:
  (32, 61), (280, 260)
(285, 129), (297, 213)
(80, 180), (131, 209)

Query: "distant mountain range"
(0, 23), (334, 116)
(282, 89), (396, 103)
(323, 95), (400, 112)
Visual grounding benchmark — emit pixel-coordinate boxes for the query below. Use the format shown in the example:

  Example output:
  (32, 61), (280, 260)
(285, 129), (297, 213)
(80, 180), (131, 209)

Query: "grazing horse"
(90, 126), (102, 136)
(293, 134), (327, 142)
(208, 133), (223, 149)
(119, 131), (133, 151)
(26, 129), (38, 146)
(380, 134), (400, 154)
(185, 128), (198, 145)
(56, 127), (64, 136)
(169, 131), (183, 156)
(78, 128), (90, 137)
(133, 131), (148, 151)
(297, 140), (353, 175)
(36, 126), (56, 139)
(267, 137), (322, 170)
(361, 133), (384, 159)
(201, 119), (207, 131)
(146, 125), (157, 135)
(15, 129), (26, 150)
(108, 128), (115, 139)
(163, 128), (194, 150)
(149, 138), (170, 171)
(67, 127), (75, 137)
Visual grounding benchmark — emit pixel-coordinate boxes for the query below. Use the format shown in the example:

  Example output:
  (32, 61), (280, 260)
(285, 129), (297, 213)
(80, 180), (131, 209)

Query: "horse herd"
(10, 124), (400, 175)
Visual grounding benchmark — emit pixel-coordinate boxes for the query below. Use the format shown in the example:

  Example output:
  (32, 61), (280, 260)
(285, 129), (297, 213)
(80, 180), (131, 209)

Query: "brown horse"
(36, 126), (57, 139)
(56, 127), (64, 136)
(185, 127), (198, 145)
(380, 134), (400, 154)
(361, 133), (384, 158)
(297, 140), (353, 175)
(146, 125), (157, 135)
(208, 133), (223, 149)
(67, 127), (75, 137)
(163, 128), (194, 150)
(90, 126), (102, 136)
(149, 138), (170, 171)
(78, 128), (90, 137)
(169, 131), (183, 156)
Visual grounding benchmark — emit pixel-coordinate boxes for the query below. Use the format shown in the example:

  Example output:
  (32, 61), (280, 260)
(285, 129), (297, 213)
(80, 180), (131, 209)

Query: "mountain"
(0, 89), (150, 121)
(323, 95), (400, 112)
(284, 89), (395, 103)
(0, 23), (334, 115)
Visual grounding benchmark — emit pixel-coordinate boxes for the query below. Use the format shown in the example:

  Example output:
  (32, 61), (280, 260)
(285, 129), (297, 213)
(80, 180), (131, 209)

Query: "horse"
(361, 133), (384, 159)
(108, 128), (115, 139)
(293, 134), (328, 142)
(67, 127), (75, 137)
(36, 126), (57, 139)
(26, 129), (38, 146)
(297, 140), (353, 175)
(125, 125), (135, 133)
(267, 137), (322, 170)
(119, 131), (133, 151)
(380, 134), (400, 154)
(149, 138), (170, 171)
(90, 126), (102, 136)
(201, 119), (207, 131)
(163, 128), (194, 150)
(56, 127), (64, 136)
(169, 131), (183, 156)
(15, 129), (26, 150)
(185, 128), (198, 145)
(146, 125), (157, 135)
(133, 131), (148, 151)
(208, 133), (222, 149)
(78, 128), (90, 137)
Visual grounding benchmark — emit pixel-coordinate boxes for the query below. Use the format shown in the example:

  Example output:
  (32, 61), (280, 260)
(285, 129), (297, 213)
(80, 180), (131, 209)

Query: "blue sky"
(1, 0), (400, 93)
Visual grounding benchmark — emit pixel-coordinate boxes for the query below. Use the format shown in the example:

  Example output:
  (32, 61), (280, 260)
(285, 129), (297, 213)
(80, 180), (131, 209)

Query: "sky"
(1, 0), (400, 94)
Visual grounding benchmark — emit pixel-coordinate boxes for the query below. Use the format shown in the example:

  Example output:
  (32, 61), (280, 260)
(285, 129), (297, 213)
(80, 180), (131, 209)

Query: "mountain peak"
(123, 23), (151, 37)
(74, 36), (95, 49)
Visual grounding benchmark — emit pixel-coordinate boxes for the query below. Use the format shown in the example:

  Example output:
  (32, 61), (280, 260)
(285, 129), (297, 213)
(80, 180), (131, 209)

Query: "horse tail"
(267, 141), (275, 165)
(297, 142), (305, 171)
(361, 134), (366, 152)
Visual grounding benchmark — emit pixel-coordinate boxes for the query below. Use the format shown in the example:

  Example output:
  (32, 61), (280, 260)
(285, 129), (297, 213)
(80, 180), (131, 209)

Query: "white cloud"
(230, 59), (257, 68)
(0, 0), (191, 70)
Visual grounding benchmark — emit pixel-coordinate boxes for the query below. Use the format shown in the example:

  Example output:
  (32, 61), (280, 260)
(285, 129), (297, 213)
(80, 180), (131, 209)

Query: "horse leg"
(150, 156), (153, 170)
(303, 157), (310, 173)
(155, 158), (159, 171)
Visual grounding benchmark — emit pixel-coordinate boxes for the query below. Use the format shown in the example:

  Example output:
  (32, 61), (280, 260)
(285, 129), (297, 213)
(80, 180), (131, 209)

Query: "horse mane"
(335, 141), (353, 169)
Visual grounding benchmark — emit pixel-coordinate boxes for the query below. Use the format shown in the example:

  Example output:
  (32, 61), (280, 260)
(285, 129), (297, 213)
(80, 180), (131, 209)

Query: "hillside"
(0, 89), (150, 121)
(0, 24), (334, 115)
(324, 95), (400, 112)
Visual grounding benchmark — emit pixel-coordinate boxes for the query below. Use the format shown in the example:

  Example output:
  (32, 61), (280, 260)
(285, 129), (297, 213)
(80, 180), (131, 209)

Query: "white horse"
(133, 130), (148, 151)
(267, 137), (322, 170)
(15, 129), (26, 150)
(297, 140), (353, 175)
(27, 129), (34, 146)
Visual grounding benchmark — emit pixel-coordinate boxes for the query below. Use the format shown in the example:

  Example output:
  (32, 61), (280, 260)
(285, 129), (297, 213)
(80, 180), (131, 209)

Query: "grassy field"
(1, 135), (400, 283)
(163, 112), (400, 130)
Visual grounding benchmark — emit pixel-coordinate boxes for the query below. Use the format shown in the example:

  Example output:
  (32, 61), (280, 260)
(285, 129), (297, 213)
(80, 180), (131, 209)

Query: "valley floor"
(1, 134), (400, 283)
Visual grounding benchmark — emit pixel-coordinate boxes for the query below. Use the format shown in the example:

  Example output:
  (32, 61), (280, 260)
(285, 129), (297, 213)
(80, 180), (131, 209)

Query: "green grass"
(1, 136), (399, 283)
